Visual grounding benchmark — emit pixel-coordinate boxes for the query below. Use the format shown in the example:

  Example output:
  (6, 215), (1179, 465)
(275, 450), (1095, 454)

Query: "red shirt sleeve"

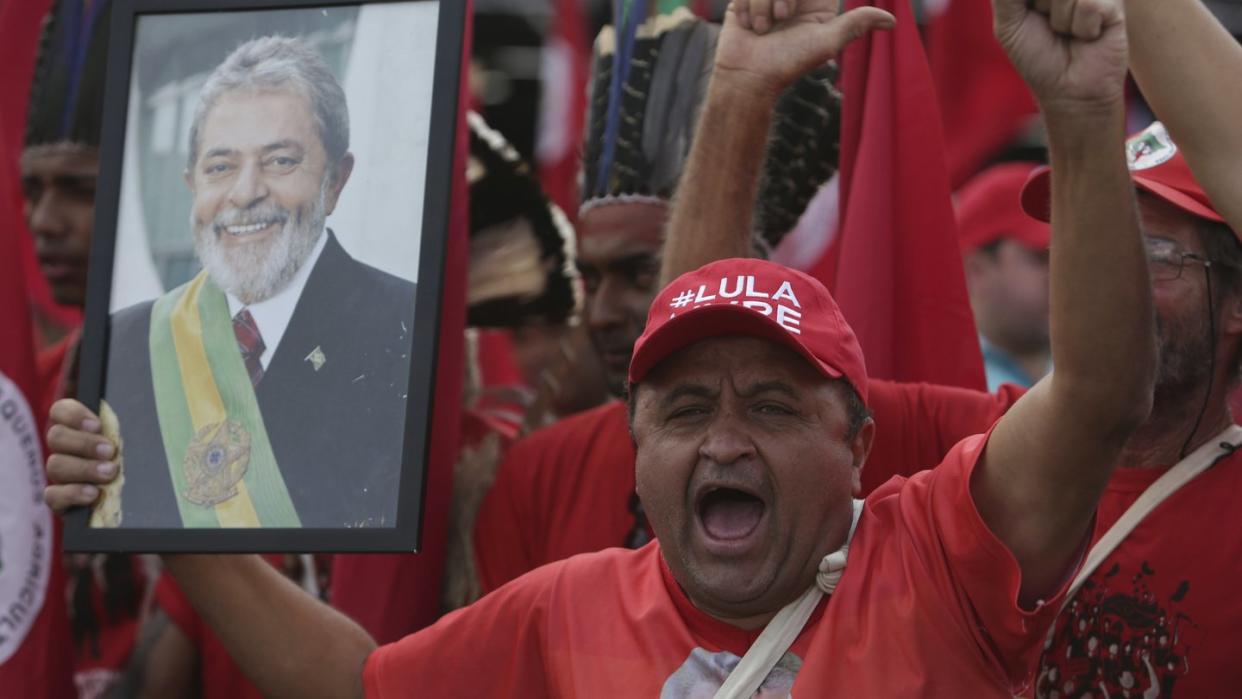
(881, 429), (1073, 690)
(862, 379), (1025, 495)
(363, 563), (558, 697)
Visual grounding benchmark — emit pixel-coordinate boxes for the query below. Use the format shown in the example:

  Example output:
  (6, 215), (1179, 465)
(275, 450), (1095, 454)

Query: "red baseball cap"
(628, 258), (869, 403)
(1020, 121), (1226, 225)
(957, 162), (1050, 252)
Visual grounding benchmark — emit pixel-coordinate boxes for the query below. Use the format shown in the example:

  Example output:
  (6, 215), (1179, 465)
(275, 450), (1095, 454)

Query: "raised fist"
(992, 0), (1128, 112)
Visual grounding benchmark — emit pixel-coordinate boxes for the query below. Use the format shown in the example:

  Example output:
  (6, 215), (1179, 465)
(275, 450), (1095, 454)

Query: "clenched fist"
(993, 0), (1128, 113)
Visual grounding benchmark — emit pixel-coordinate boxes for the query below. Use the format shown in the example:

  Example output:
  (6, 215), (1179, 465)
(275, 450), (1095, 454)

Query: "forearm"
(1127, 0), (1242, 229)
(164, 554), (375, 699)
(976, 102), (1155, 604)
(1044, 104), (1154, 426)
(659, 72), (778, 286)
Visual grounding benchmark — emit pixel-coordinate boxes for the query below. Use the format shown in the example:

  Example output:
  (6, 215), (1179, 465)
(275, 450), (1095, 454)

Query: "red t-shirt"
(369, 434), (1066, 696)
(1037, 448), (1242, 696)
(474, 380), (1023, 592)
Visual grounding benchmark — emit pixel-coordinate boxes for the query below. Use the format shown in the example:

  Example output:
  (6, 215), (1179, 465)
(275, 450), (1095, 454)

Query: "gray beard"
(1152, 313), (1213, 410)
(193, 181), (327, 305)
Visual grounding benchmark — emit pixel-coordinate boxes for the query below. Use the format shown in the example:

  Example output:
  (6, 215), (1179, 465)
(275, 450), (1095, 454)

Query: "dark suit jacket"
(105, 232), (415, 528)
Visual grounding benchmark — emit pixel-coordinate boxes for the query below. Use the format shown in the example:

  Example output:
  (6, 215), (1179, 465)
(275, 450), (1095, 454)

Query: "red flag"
(924, 0), (1038, 188)
(812, 0), (986, 391)
(330, 0), (473, 642)
(534, 0), (590, 220)
(0, 110), (76, 698)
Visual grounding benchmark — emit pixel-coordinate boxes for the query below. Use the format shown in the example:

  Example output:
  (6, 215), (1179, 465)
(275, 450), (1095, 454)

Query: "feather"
(580, 10), (842, 250)
(467, 112), (580, 327)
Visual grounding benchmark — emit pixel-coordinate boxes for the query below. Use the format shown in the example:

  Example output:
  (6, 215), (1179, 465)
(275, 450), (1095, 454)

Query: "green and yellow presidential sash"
(148, 272), (301, 528)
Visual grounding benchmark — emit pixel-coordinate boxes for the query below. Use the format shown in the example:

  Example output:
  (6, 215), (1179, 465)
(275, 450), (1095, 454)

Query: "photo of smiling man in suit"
(98, 33), (416, 530)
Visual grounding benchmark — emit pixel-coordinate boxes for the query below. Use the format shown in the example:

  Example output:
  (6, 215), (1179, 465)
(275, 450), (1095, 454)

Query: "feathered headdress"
(580, 5), (841, 249)
(25, 0), (114, 150)
(467, 112), (581, 328)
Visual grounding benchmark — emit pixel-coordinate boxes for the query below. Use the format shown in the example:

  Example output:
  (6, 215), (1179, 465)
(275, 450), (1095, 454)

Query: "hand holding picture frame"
(64, 0), (465, 553)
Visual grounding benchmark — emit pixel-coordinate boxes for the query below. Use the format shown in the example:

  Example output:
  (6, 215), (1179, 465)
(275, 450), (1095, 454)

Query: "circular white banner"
(0, 371), (51, 664)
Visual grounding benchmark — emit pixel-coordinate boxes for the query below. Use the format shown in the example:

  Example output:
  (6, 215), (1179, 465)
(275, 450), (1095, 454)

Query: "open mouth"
(696, 486), (766, 542)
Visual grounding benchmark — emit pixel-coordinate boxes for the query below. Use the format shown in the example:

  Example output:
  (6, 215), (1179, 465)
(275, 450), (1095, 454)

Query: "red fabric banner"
(813, 0), (986, 391)
(924, 0), (1038, 189)
(535, 0), (590, 221)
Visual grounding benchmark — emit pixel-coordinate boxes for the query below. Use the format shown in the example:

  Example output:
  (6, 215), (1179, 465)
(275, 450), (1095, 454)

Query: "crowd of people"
(5, 0), (1242, 695)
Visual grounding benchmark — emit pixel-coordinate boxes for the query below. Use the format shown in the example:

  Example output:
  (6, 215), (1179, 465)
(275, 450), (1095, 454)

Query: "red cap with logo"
(628, 258), (869, 403)
(957, 162), (1051, 252)
(1021, 121), (1226, 225)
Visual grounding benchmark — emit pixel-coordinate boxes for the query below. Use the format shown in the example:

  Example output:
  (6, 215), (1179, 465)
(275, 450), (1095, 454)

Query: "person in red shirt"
(1014, 2), (1242, 690)
(1021, 126), (1242, 695)
(473, 3), (1028, 596)
(668, 2), (1242, 695)
(44, 0), (1155, 694)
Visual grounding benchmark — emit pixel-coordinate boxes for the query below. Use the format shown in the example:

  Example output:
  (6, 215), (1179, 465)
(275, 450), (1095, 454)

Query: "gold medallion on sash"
(182, 420), (251, 506)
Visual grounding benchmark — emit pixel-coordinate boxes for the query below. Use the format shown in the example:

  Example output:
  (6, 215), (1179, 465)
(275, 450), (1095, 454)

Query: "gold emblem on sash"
(182, 420), (251, 506)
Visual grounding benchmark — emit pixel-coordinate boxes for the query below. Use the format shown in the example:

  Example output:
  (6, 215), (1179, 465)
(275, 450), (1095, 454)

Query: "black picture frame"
(64, 0), (464, 553)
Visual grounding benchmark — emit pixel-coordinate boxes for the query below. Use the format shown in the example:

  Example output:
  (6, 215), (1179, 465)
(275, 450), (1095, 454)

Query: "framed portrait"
(64, 0), (465, 552)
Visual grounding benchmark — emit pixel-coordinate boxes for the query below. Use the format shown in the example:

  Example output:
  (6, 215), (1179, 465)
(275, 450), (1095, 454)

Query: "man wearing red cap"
(42, 0), (1157, 693)
(1019, 119), (1242, 695)
(471, 5), (1026, 598)
(957, 163), (1053, 390)
(666, 1), (1242, 693)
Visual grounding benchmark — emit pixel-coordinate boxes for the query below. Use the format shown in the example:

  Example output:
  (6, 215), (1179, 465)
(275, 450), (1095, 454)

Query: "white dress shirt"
(225, 231), (328, 371)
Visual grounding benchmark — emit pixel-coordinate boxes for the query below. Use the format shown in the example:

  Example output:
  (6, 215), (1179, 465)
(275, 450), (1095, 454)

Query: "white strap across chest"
(713, 425), (1242, 698)
(1061, 423), (1242, 607)
(712, 499), (863, 699)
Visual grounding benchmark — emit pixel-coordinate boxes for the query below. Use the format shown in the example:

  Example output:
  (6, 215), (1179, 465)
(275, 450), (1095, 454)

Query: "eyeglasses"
(1145, 238), (1216, 282)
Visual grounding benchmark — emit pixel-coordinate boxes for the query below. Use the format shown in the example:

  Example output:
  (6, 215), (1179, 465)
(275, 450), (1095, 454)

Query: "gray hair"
(187, 35), (349, 171)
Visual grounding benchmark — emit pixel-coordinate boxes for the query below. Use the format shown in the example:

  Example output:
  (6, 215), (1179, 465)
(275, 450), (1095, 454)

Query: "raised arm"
(977, 0), (1156, 604)
(658, 0), (894, 286)
(45, 399), (375, 699)
(1125, 0), (1242, 230)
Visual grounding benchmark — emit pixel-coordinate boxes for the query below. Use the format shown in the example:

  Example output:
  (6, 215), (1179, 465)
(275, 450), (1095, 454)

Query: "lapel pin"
(305, 346), (327, 372)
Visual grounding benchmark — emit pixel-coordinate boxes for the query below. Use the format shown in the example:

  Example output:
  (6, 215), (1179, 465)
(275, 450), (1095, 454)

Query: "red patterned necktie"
(233, 308), (266, 387)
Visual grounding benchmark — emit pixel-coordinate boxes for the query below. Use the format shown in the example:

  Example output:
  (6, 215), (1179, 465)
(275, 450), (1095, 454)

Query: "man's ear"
(850, 417), (875, 497)
(183, 168), (194, 193)
(1220, 288), (1242, 336)
(323, 152), (355, 216)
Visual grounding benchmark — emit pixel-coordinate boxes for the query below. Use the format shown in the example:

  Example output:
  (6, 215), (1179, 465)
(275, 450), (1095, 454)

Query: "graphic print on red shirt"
(1037, 449), (1242, 697)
